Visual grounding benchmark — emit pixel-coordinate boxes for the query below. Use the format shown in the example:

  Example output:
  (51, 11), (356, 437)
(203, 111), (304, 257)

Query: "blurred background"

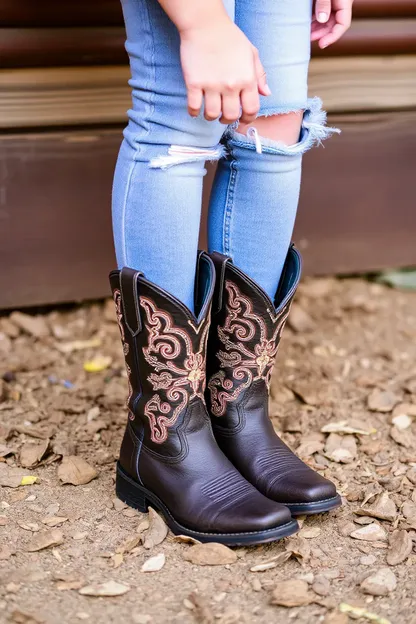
(0, 0), (415, 309)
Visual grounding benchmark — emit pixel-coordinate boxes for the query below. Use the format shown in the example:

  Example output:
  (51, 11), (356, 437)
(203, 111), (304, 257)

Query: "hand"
(179, 17), (270, 124)
(311, 0), (353, 49)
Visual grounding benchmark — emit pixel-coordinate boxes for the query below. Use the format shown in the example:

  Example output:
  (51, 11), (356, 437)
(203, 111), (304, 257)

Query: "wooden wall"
(1, 1), (416, 308)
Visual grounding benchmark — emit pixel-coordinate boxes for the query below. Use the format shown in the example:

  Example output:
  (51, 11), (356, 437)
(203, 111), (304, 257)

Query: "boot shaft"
(109, 252), (215, 450)
(206, 245), (302, 418)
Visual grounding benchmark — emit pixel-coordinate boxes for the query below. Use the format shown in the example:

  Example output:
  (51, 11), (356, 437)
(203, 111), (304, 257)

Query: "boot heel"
(116, 466), (150, 513)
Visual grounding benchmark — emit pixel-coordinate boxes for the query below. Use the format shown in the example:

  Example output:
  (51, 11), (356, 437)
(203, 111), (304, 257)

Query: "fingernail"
(317, 12), (328, 23)
(264, 84), (272, 96)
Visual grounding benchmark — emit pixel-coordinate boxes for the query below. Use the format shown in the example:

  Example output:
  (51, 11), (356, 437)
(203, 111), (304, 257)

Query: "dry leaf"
(172, 534), (201, 545)
(57, 455), (98, 485)
(390, 426), (415, 449)
(79, 580), (130, 597)
(183, 542), (237, 566)
(357, 492), (397, 522)
(83, 356), (112, 373)
(270, 579), (314, 607)
(143, 508), (168, 549)
(339, 603), (391, 624)
(112, 553), (124, 569)
(360, 568), (397, 596)
(26, 529), (63, 552)
(41, 516), (68, 527)
(321, 420), (375, 436)
(57, 337), (102, 354)
(386, 529), (413, 566)
(141, 552), (165, 572)
(0, 464), (38, 488)
(0, 545), (14, 560)
(285, 536), (311, 562)
(9, 311), (50, 338)
(9, 609), (45, 624)
(298, 526), (321, 539)
(20, 440), (50, 469)
(116, 534), (142, 555)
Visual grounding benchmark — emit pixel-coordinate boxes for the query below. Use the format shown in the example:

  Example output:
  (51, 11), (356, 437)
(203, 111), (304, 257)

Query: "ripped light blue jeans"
(112, 0), (338, 312)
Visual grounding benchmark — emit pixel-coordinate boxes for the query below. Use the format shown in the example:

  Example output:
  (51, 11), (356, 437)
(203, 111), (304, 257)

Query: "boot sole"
(116, 463), (299, 546)
(285, 494), (342, 516)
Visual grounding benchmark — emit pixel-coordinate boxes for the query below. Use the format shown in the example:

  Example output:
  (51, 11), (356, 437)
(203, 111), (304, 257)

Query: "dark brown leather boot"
(206, 245), (341, 516)
(109, 252), (298, 545)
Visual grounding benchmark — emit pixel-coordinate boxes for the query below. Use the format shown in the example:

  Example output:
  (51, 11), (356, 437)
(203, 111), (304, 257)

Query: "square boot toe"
(269, 471), (338, 505)
(216, 494), (293, 533)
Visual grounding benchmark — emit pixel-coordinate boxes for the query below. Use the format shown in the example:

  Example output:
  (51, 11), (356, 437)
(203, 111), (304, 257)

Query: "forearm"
(156, 0), (229, 33)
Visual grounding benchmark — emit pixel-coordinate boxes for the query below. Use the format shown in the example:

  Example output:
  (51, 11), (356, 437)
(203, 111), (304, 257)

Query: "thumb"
(253, 47), (271, 96)
(315, 0), (331, 23)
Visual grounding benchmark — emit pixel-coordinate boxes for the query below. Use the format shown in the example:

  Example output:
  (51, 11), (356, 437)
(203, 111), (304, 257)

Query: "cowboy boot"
(206, 245), (341, 516)
(109, 251), (298, 545)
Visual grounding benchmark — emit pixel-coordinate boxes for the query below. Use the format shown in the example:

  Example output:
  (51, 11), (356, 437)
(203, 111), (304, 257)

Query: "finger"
(252, 47), (271, 96)
(187, 86), (203, 118)
(203, 91), (222, 121)
(315, 0), (331, 23)
(311, 22), (332, 41)
(319, 21), (349, 48)
(219, 93), (241, 125)
(239, 87), (260, 125)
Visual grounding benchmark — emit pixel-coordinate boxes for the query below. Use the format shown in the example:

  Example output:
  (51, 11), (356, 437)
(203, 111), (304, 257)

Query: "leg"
(208, 0), (339, 302)
(112, 0), (231, 313)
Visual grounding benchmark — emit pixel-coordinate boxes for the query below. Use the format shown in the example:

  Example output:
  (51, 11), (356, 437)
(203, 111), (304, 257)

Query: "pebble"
(360, 554), (377, 566)
(360, 568), (397, 596)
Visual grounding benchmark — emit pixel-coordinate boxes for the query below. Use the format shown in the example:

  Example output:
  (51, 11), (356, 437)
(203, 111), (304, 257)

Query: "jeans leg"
(207, 0), (338, 302)
(112, 0), (231, 313)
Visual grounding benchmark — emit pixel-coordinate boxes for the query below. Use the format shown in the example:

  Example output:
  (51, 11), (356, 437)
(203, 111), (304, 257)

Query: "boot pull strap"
(210, 251), (231, 314)
(119, 268), (143, 336)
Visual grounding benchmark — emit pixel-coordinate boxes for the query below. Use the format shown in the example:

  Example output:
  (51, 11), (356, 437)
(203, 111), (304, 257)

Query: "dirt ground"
(1, 275), (416, 624)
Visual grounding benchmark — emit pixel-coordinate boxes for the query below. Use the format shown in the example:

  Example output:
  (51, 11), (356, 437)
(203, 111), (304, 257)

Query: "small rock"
(392, 413), (412, 430)
(325, 433), (357, 463)
(323, 612), (349, 624)
(386, 529), (413, 566)
(9, 312), (50, 338)
(79, 580), (130, 597)
(270, 579), (314, 607)
(390, 426), (415, 449)
(57, 456), (98, 486)
(112, 498), (126, 511)
(406, 467), (416, 485)
(183, 543), (237, 566)
(141, 553), (165, 572)
(360, 567), (397, 596)
(312, 574), (331, 597)
(287, 303), (315, 333)
(367, 389), (399, 413)
(142, 508), (168, 549)
(350, 523), (387, 542)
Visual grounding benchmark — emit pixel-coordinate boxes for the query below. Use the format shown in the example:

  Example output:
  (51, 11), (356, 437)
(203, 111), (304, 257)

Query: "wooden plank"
(0, 0), (123, 27)
(2, 20), (416, 68)
(295, 111), (416, 274)
(1, 56), (415, 130)
(354, 0), (416, 18)
(1, 112), (416, 308)
(313, 19), (416, 57)
(0, 27), (127, 68)
(1, 0), (415, 27)
(0, 131), (117, 309)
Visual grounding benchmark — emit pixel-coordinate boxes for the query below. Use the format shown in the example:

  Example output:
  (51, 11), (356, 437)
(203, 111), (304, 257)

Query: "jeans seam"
(223, 154), (237, 256)
(121, 160), (138, 267)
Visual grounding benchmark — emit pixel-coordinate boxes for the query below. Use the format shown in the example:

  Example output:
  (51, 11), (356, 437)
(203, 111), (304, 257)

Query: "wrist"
(177, 7), (231, 36)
